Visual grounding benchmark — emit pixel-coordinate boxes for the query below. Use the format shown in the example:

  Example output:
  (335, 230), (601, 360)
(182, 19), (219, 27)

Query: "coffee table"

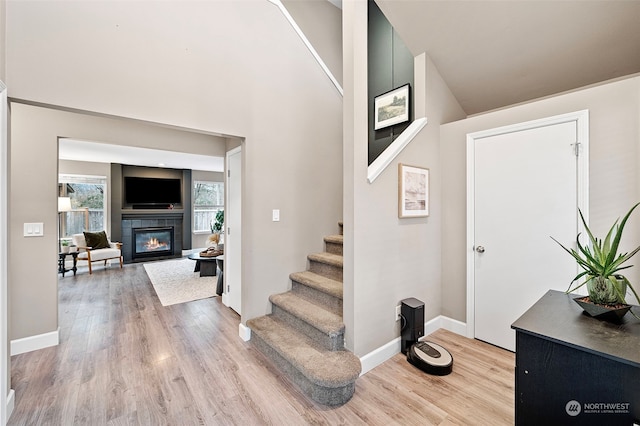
(188, 253), (218, 277)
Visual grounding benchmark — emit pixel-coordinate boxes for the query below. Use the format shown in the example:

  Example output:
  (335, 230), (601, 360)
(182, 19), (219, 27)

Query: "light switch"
(24, 222), (44, 237)
(272, 209), (280, 222)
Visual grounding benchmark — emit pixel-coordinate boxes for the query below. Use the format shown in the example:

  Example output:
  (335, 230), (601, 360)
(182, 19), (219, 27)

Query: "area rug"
(143, 257), (217, 306)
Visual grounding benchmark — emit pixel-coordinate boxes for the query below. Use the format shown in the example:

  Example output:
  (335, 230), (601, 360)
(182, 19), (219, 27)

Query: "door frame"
(465, 110), (590, 339)
(222, 146), (242, 315)
(0, 81), (11, 423)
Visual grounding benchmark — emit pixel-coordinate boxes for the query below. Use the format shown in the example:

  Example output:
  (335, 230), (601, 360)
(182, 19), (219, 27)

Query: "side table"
(58, 251), (78, 277)
(216, 255), (224, 296)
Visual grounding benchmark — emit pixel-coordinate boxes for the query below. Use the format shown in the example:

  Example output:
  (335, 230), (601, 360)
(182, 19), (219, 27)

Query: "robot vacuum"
(407, 340), (453, 376)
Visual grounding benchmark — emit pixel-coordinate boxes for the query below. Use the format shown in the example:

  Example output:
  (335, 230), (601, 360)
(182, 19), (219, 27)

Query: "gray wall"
(0, 0), (5, 82)
(59, 162), (223, 253)
(282, 0), (342, 87)
(343, 1), (465, 357)
(6, 1), (343, 342)
(441, 76), (640, 321)
(9, 104), (224, 340)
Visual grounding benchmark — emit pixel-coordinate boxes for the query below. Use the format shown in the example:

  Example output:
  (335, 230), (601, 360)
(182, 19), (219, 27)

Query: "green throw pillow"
(84, 231), (110, 249)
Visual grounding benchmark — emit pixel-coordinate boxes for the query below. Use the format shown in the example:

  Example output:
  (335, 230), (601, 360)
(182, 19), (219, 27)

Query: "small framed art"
(374, 84), (411, 130)
(398, 163), (429, 218)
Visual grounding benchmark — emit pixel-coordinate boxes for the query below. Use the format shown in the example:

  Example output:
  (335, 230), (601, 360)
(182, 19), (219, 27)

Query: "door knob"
(476, 246), (485, 253)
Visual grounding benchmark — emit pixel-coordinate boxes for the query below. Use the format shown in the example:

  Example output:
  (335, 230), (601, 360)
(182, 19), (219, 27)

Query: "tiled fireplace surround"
(121, 213), (183, 262)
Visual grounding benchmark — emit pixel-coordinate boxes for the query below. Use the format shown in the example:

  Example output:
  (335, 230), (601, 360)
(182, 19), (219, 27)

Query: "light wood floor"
(8, 263), (514, 425)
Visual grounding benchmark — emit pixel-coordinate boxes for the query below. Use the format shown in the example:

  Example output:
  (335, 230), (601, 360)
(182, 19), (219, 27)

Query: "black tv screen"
(124, 177), (182, 205)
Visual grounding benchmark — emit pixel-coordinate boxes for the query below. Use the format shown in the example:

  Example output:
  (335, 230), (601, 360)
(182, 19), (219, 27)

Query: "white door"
(226, 147), (242, 314)
(468, 111), (588, 351)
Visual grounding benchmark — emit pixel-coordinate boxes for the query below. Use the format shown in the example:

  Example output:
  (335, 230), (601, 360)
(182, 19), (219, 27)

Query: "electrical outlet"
(395, 305), (401, 321)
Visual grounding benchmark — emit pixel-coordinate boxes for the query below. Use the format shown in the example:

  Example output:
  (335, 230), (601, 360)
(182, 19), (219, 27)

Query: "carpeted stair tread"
(247, 315), (361, 387)
(308, 252), (343, 268)
(290, 271), (343, 300)
(269, 292), (344, 336)
(324, 235), (343, 245)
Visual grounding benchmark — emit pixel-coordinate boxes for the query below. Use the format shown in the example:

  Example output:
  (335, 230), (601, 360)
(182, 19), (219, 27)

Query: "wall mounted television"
(124, 176), (182, 207)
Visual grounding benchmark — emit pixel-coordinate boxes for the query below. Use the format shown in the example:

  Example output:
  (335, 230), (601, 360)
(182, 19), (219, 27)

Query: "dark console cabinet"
(511, 290), (640, 426)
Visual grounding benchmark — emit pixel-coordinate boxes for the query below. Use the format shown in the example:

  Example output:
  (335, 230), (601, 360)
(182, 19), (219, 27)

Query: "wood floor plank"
(8, 263), (514, 425)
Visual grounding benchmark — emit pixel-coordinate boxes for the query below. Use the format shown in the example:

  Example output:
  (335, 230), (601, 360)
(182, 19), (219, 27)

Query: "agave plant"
(552, 202), (640, 313)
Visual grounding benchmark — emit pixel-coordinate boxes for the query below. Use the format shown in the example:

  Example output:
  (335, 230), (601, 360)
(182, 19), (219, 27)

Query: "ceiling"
(375, 0), (640, 115)
(61, 1), (640, 167)
(59, 139), (224, 173)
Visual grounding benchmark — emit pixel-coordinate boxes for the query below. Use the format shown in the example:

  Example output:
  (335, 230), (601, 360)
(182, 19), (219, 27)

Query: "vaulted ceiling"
(375, 0), (640, 115)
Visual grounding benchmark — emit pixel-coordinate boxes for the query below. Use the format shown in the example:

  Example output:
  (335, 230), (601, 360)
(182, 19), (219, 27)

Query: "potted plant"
(211, 210), (224, 234)
(61, 240), (70, 253)
(552, 202), (640, 321)
(207, 210), (224, 247)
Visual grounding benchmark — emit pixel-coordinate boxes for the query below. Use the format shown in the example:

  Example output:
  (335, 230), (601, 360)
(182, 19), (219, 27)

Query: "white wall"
(6, 1), (343, 341)
(441, 76), (640, 321)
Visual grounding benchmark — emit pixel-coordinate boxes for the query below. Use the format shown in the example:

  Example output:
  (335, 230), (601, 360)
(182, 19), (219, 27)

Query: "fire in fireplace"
(133, 227), (174, 259)
(144, 237), (169, 251)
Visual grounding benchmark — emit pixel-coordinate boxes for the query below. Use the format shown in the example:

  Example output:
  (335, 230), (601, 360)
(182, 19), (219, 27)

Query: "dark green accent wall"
(182, 169), (192, 250)
(368, 0), (414, 165)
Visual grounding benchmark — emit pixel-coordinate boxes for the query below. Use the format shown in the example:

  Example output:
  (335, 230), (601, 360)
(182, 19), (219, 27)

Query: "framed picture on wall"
(374, 84), (411, 130)
(398, 163), (429, 218)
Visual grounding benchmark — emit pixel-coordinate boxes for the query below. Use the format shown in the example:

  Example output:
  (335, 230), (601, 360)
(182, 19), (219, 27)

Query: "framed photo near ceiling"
(398, 163), (429, 218)
(374, 84), (410, 130)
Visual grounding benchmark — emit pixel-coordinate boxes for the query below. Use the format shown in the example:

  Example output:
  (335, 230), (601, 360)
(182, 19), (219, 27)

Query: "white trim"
(359, 337), (400, 375)
(58, 173), (107, 183)
(239, 323), (251, 342)
(225, 146), (242, 316)
(359, 316), (467, 375)
(226, 146), (242, 157)
(6, 390), (13, 422)
(465, 110), (590, 341)
(424, 315), (468, 337)
(0, 81), (8, 426)
(10, 328), (60, 356)
(268, 0), (343, 96)
(367, 118), (428, 183)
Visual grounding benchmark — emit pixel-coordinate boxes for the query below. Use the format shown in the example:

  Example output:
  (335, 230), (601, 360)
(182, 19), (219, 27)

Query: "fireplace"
(132, 227), (174, 260)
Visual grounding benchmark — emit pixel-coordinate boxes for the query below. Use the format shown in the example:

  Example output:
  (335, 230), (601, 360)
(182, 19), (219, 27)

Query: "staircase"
(247, 222), (361, 406)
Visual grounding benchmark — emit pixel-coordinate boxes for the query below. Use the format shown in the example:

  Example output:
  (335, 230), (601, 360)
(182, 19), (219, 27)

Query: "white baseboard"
(360, 337), (401, 375)
(238, 322), (251, 342)
(10, 328), (59, 356)
(359, 316), (466, 375)
(6, 389), (14, 422)
(221, 293), (229, 307)
(425, 315), (467, 337)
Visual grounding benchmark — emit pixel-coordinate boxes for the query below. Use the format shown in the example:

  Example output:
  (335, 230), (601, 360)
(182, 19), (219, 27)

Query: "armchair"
(71, 231), (123, 274)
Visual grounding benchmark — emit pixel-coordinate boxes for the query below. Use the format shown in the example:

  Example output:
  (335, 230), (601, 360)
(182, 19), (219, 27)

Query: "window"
(193, 181), (224, 233)
(59, 174), (107, 238)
